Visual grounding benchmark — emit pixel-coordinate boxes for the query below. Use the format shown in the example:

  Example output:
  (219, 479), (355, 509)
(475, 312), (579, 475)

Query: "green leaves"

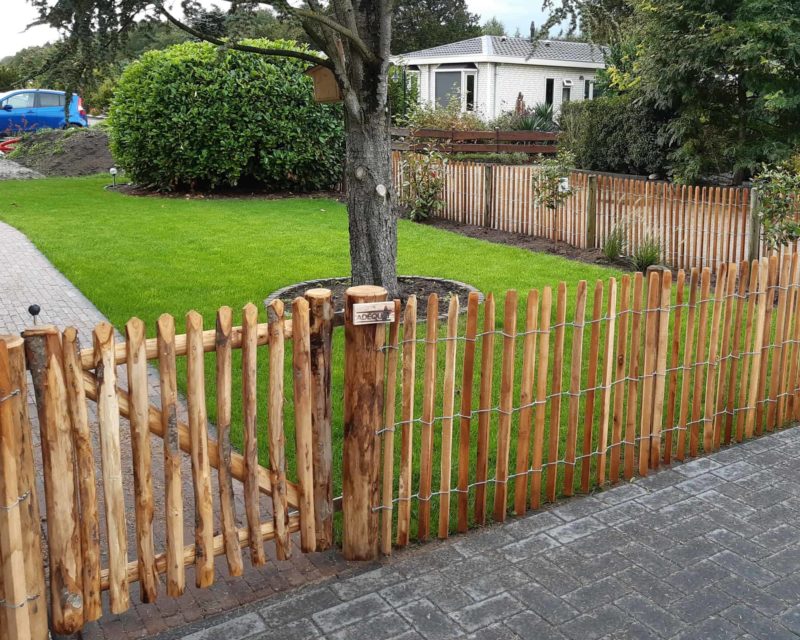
(108, 39), (344, 192)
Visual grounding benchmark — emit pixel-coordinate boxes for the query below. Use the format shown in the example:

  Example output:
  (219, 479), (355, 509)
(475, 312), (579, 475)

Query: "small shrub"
(109, 39), (344, 191)
(630, 235), (662, 272)
(491, 102), (557, 132)
(446, 152), (530, 165)
(404, 95), (486, 131)
(402, 147), (446, 222)
(753, 162), (800, 251)
(602, 224), (627, 261)
(532, 150), (576, 210)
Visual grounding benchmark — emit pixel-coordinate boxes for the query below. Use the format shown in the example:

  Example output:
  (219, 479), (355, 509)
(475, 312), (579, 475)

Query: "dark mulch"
(115, 183), (345, 201)
(427, 217), (633, 271)
(267, 276), (481, 318)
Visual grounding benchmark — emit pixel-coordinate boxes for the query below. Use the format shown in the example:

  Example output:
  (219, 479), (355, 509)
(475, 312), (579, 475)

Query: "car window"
(38, 92), (64, 108)
(5, 92), (35, 109)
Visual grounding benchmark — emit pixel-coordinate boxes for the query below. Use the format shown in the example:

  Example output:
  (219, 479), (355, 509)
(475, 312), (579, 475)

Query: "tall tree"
(540, 0), (633, 44)
(630, 0), (800, 183)
(481, 17), (506, 37)
(392, 0), (481, 54)
(30, 0), (400, 294)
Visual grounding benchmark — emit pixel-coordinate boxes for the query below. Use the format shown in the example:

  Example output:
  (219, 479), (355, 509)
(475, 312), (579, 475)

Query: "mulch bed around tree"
(267, 276), (482, 318)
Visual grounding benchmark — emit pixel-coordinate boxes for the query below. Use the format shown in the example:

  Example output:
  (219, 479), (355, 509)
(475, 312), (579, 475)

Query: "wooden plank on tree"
(125, 318), (158, 602)
(396, 296), (417, 547)
(215, 307), (244, 576)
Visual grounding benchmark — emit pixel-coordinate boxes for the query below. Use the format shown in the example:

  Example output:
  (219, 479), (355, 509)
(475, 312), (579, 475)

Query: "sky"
(0, 0), (549, 59)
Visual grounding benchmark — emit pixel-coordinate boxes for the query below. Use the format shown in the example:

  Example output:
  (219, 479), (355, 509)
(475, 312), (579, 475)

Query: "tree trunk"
(344, 104), (399, 297)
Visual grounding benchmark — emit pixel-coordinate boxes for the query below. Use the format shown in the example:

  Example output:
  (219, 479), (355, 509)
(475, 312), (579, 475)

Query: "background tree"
(392, 0), (481, 54)
(540, 0), (633, 44)
(30, 0), (402, 294)
(481, 17), (506, 37)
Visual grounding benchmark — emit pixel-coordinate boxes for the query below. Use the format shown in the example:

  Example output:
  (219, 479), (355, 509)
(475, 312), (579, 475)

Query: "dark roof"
(400, 36), (607, 64)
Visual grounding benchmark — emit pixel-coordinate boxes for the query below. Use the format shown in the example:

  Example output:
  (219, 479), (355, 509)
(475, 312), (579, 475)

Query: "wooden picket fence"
(376, 254), (800, 548)
(0, 291), (335, 639)
(390, 152), (799, 274)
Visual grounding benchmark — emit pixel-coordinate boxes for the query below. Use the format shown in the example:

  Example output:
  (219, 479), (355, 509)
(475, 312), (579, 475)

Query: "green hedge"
(109, 40), (344, 191)
(560, 94), (669, 176)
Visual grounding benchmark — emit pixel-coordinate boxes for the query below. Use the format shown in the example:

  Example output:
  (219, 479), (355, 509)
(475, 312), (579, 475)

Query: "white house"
(393, 35), (608, 120)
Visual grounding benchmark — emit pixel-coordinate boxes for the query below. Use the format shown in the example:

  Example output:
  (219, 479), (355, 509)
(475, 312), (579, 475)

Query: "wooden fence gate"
(0, 289), (335, 639)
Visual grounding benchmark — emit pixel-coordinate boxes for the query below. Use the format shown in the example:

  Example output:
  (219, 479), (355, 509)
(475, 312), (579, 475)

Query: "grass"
(0, 175), (625, 538)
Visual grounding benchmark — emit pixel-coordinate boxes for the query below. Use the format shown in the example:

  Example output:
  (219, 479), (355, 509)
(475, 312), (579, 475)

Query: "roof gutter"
(390, 54), (605, 70)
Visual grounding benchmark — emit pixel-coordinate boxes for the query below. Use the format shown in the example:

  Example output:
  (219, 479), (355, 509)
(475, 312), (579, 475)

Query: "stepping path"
(166, 428), (800, 640)
(0, 221), (349, 639)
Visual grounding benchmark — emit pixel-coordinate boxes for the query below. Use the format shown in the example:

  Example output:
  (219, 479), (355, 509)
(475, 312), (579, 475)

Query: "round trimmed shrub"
(109, 39), (344, 191)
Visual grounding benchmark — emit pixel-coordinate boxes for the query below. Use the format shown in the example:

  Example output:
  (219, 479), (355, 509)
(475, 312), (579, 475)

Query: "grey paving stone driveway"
(166, 428), (800, 640)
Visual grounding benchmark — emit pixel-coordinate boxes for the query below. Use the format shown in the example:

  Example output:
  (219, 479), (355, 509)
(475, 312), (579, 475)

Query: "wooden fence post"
(748, 189), (761, 262)
(483, 164), (494, 228)
(305, 288), (334, 552)
(343, 285), (387, 560)
(23, 326), (85, 635)
(0, 336), (47, 639)
(586, 175), (598, 249)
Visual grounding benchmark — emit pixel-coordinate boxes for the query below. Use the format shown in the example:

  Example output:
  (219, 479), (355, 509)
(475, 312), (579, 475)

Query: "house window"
(584, 79), (593, 100)
(562, 86), (571, 103)
(545, 79), (554, 106)
(434, 64), (477, 112)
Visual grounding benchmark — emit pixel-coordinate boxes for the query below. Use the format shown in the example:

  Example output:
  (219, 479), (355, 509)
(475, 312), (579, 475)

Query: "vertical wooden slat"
(514, 291), (539, 514)
(241, 303), (265, 565)
(93, 323), (130, 613)
(563, 281), (587, 496)
(754, 255), (779, 434)
(61, 329), (101, 621)
(215, 307), (244, 576)
(782, 256), (800, 423)
(157, 315), (184, 596)
(380, 299), (402, 554)
(713, 263), (738, 449)
(457, 293), (480, 531)
(125, 319), (158, 603)
(702, 265), (727, 453)
(530, 287), (552, 509)
(663, 271), (685, 464)
(418, 294), (439, 540)
(546, 283), (567, 503)
(725, 261), (750, 443)
(305, 288), (334, 552)
(689, 269), (712, 457)
(492, 291), (517, 521)
(649, 270), (672, 468)
(581, 281), (603, 492)
(0, 342), (31, 640)
(267, 300), (291, 560)
(736, 263), (760, 442)
(397, 296), (417, 547)
(624, 273), (644, 479)
(767, 255), (792, 430)
(186, 311), (214, 588)
(610, 276), (630, 482)
(746, 258), (771, 439)
(292, 297), (317, 553)
(474, 293), (495, 525)
(596, 278), (617, 486)
(439, 296), (460, 536)
(638, 271), (660, 476)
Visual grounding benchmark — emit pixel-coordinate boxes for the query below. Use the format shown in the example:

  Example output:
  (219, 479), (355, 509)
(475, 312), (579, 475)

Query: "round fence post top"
(345, 285), (388, 299)
(0, 334), (23, 349)
(305, 287), (333, 299)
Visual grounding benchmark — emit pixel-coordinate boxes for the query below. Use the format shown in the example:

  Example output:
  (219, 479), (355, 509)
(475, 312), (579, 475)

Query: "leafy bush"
(630, 236), (662, 272)
(402, 147), (446, 222)
(560, 94), (669, 177)
(532, 150), (575, 210)
(404, 95), (486, 131)
(602, 224), (627, 261)
(109, 39), (344, 191)
(446, 152), (531, 165)
(491, 103), (557, 132)
(753, 163), (800, 251)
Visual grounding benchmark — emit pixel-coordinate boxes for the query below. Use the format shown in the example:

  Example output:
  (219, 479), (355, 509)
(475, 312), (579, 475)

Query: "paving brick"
(509, 584), (579, 625)
(721, 604), (797, 640)
(711, 550), (779, 587)
(559, 604), (629, 640)
(311, 593), (390, 633)
(327, 610), (411, 640)
(547, 516), (606, 544)
(448, 592), (523, 633)
(499, 532), (561, 562)
(505, 611), (569, 639)
(180, 613), (266, 640)
(397, 598), (455, 640)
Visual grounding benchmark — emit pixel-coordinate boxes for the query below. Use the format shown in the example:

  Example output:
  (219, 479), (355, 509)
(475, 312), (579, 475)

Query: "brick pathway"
(0, 221), (349, 639)
(163, 428), (800, 640)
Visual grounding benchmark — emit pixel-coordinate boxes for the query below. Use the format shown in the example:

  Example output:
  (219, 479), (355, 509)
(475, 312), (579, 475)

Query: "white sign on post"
(352, 301), (395, 326)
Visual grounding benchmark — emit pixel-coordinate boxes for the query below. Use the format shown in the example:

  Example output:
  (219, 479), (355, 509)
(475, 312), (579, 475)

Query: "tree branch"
(293, 8), (377, 63)
(154, 2), (334, 68)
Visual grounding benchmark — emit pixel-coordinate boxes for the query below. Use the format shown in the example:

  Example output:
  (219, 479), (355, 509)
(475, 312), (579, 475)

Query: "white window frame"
(432, 68), (477, 112)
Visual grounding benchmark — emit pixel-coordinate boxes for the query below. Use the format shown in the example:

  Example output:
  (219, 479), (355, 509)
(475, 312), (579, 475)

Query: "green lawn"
(0, 175), (624, 537)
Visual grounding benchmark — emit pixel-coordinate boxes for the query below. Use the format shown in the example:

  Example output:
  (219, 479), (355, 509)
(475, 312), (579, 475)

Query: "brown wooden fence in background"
(391, 128), (559, 155)
(390, 152), (792, 275)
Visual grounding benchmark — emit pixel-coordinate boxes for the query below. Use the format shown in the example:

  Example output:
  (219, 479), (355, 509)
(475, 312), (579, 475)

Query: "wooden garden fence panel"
(379, 255), (800, 552)
(390, 152), (800, 278)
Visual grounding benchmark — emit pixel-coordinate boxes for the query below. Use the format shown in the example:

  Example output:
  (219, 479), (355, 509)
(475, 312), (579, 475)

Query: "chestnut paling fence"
(3, 255), (800, 638)
(390, 152), (800, 276)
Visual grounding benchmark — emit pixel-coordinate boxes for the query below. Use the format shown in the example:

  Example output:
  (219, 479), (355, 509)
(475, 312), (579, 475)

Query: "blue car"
(0, 89), (88, 134)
